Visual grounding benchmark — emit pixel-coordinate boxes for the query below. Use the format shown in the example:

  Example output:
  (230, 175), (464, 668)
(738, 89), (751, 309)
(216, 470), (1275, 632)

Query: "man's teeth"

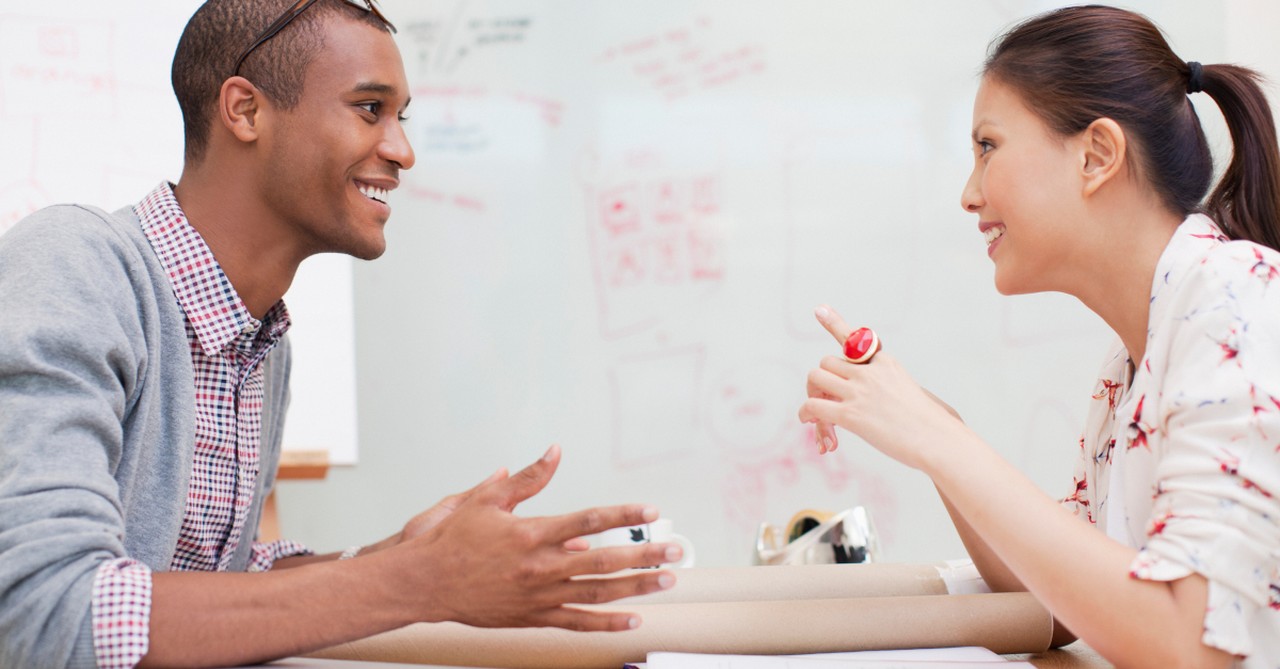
(984, 226), (1005, 245)
(358, 183), (388, 203)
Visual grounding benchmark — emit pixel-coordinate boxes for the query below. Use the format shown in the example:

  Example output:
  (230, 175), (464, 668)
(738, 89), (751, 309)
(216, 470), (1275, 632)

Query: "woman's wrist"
(920, 425), (991, 484)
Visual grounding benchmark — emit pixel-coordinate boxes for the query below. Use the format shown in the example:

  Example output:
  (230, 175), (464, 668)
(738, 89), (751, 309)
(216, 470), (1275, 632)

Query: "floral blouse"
(1064, 215), (1280, 666)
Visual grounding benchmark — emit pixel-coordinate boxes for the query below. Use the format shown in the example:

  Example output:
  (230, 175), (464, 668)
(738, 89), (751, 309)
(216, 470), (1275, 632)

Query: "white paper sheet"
(635, 646), (1033, 669)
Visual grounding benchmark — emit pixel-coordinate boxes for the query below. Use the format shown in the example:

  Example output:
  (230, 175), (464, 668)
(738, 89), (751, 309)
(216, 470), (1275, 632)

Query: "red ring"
(843, 327), (881, 364)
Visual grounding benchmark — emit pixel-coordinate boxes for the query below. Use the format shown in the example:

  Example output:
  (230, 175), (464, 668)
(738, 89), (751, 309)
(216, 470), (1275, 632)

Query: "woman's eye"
(978, 140), (994, 156)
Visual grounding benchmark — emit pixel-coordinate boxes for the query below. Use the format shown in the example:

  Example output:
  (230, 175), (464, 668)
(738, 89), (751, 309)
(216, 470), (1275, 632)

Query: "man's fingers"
(562, 537), (591, 552)
(487, 445), (561, 510)
(544, 503), (659, 545)
(556, 542), (680, 580)
(814, 304), (854, 346)
(456, 467), (508, 504)
(551, 565), (676, 607)
(532, 606), (642, 633)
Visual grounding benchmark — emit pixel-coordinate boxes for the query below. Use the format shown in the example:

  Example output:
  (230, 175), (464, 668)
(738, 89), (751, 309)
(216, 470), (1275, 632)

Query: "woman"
(800, 6), (1280, 668)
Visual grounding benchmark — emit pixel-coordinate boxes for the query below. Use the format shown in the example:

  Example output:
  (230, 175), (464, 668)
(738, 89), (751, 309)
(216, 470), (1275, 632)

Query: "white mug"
(590, 518), (696, 568)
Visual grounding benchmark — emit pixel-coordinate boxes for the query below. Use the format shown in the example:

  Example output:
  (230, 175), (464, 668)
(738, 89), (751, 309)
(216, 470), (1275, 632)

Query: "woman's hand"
(798, 305), (966, 471)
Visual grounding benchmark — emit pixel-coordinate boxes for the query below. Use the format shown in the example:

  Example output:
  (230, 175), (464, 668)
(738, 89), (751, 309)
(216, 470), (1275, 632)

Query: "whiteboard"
(2, 1), (1262, 568)
(300, 0), (1234, 566)
(0, 1), (359, 464)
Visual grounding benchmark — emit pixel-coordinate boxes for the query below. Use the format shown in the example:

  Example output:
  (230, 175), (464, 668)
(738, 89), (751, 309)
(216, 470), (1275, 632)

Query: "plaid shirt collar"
(134, 182), (290, 356)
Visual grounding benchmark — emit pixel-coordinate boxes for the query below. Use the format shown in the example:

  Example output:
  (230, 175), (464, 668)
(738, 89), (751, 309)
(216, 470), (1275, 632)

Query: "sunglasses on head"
(232, 0), (397, 78)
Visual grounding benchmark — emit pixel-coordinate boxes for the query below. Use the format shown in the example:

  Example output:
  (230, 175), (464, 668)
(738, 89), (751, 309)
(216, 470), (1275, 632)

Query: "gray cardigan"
(0, 204), (291, 668)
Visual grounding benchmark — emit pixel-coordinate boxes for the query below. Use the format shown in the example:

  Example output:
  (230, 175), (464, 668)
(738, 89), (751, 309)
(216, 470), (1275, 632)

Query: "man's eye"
(357, 102), (380, 115)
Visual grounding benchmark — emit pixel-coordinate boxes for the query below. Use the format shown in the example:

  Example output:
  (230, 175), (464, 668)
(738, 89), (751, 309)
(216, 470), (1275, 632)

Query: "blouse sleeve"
(1063, 341), (1130, 524)
(1131, 245), (1280, 658)
(1060, 440), (1092, 521)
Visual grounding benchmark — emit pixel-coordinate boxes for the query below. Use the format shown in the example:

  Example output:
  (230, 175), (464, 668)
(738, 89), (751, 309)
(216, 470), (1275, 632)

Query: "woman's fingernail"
(815, 306), (830, 320)
(823, 436), (835, 451)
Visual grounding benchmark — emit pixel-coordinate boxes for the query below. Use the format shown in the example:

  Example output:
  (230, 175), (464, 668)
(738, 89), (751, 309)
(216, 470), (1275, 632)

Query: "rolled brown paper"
(309, 592), (1053, 668)
(611, 563), (950, 605)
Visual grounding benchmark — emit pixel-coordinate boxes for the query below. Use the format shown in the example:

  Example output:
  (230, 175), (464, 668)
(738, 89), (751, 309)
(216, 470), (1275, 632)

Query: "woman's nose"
(960, 167), (984, 213)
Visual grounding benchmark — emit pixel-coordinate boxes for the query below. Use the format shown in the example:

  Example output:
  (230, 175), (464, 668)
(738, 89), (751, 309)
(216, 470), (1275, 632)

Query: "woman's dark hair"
(985, 5), (1280, 250)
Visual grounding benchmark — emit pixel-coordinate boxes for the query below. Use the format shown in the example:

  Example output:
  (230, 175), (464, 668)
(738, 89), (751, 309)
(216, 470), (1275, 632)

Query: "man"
(0, 1), (679, 667)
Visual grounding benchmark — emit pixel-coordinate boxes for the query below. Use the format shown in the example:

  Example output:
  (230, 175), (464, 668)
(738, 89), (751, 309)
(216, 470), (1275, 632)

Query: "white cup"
(591, 518), (696, 568)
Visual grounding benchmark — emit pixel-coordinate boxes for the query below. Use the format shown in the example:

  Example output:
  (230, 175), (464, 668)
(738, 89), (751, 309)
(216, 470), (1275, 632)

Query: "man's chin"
(341, 229), (388, 261)
(350, 242), (387, 261)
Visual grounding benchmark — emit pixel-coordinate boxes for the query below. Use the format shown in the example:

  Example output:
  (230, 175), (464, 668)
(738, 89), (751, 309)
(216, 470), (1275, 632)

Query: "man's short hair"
(171, 0), (392, 164)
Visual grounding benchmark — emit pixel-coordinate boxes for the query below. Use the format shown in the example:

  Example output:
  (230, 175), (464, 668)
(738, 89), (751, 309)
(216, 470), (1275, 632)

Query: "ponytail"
(1198, 63), (1280, 250)
(985, 5), (1280, 251)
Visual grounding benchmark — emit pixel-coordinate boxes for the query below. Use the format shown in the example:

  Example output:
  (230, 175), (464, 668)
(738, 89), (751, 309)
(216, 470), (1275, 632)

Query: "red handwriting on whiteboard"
(407, 186), (487, 213)
(594, 16), (767, 101)
(587, 174), (726, 336)
(594, 176), (724, 287)
(1, 18), (117, 116)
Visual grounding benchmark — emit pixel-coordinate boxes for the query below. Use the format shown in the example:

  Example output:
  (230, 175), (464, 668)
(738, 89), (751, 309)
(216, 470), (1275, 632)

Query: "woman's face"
(961, 77), (1087, 296)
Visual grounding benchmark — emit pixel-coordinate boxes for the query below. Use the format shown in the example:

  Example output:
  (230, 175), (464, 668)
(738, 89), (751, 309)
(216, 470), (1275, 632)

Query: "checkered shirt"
(89, 183), (313, 668)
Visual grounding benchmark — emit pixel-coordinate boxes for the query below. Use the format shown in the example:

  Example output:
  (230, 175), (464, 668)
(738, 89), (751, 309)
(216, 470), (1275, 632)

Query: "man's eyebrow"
(351, 81), (400, 96)
(350, 82), (411, 110)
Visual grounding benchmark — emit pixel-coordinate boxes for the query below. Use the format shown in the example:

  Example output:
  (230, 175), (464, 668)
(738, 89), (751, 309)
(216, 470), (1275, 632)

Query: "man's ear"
(218, 76), (264, 144)
(1079, 117), (1126, 198)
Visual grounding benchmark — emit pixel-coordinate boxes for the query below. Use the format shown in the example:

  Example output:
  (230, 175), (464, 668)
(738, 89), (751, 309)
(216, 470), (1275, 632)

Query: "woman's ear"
(1080, 117), (1127, 198)
(218, 76), (263, 144)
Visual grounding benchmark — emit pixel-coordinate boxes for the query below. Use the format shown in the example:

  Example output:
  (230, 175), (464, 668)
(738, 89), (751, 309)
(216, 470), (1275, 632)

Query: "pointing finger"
(814, 305), (854, 346)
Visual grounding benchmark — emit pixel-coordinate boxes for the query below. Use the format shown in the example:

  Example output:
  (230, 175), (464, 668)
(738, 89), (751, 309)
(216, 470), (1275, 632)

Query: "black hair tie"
(1187, 61), (1204, 94)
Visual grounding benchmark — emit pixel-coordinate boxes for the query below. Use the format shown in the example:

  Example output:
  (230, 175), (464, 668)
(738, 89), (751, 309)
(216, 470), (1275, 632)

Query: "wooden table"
(233, 641), (1111, 668)
(1015, 641), (1112, 667)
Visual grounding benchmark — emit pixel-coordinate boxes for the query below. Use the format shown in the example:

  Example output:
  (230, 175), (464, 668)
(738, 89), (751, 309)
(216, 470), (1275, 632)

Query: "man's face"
(259, 16), (414, 261)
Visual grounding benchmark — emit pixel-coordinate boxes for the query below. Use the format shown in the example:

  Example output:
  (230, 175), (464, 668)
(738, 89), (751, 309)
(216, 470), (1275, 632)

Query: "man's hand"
(349, 467), (510, 558)
(383, 445), (679, 631)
